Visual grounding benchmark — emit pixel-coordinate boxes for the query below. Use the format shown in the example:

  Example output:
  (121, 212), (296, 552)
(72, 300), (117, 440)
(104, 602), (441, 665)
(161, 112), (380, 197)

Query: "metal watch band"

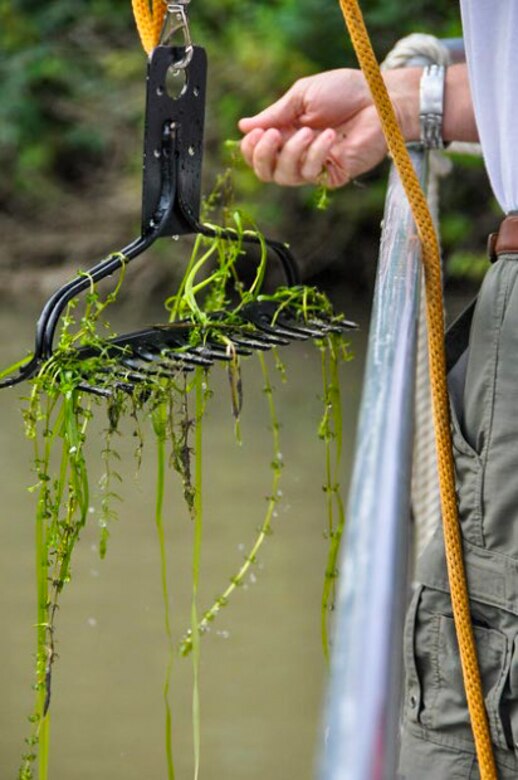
(419, 64), (446, 149)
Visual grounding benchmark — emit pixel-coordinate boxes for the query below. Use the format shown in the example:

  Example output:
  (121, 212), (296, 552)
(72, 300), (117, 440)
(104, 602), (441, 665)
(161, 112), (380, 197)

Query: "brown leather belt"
(488, 213), (518, 261)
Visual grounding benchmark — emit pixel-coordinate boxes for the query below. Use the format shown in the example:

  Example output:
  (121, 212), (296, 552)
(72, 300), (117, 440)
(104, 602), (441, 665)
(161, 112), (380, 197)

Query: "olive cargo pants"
(399, 255), (518, 779)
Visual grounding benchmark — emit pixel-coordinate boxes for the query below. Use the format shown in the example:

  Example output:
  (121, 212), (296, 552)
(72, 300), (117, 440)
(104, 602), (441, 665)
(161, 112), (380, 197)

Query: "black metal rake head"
(0, 45), (357, 396)
(69, 301), (356, 396)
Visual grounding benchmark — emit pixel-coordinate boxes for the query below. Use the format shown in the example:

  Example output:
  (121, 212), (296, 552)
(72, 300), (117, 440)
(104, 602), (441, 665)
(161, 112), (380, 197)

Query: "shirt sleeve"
(460, 0), (518, 213)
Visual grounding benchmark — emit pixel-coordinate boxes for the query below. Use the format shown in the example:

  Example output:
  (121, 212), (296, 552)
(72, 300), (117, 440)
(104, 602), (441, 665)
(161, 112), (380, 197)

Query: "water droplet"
(89, 569), (99, 578)
(273, 511), (278, 518)
(87, 617), (97, 628)
(172, 234), (179, 241)
(237, 543), (245, 552)
(193, 86), (200, 97)
(188, 146), (195, 157)
(276, 490), (283, 498)
(249, 572), (257, 585)
(89, 506), (95, 514)
(216, 630), (230, 639)
(156, 86), (164, 96)
(153, 148), (161, 159)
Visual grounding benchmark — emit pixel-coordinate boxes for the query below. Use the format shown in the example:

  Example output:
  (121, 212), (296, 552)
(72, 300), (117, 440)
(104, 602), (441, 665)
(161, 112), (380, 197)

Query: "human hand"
(238, 68), (421, 188)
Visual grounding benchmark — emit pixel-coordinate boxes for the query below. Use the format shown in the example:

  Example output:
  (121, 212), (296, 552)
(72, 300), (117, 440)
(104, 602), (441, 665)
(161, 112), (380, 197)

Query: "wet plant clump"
(12, 173), (352, 780)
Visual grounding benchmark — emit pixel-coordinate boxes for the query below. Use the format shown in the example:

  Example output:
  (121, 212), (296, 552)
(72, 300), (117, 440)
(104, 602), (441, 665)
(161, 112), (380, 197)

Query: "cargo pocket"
(434, 615), (509, 751)
(404, 585), (510, 753)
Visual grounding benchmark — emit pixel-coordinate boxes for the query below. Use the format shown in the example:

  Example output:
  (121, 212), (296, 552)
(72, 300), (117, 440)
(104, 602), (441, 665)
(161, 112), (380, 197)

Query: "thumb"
(238, 87), (302, 133)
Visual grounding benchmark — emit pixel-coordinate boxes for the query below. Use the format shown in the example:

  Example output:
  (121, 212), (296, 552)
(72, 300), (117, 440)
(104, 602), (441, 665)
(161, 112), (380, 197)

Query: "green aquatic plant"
(11, 173), (351, 779)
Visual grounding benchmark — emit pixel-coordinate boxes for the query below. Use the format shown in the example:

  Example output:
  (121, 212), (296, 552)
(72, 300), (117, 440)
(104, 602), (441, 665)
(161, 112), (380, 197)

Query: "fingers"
(273, 127), (316, 185)
(300, 129), (336, 181)
(242, 128), (284, 182)
(238, 85), (302, 133)
(240, 127), (265, 168)
(240, 126), (339, 186)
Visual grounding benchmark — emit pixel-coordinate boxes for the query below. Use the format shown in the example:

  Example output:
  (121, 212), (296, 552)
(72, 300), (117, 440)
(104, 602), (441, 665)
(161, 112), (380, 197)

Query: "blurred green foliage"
(0, 0), (493, 284)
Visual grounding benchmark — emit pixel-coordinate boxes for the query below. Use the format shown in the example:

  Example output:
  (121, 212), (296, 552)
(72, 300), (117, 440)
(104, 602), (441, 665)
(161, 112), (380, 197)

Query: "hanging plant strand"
(8, 163), (352, 778)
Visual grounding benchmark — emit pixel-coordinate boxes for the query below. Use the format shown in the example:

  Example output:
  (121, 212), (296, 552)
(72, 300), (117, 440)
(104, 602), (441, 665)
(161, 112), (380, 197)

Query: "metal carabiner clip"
(160, 0), (194, 69)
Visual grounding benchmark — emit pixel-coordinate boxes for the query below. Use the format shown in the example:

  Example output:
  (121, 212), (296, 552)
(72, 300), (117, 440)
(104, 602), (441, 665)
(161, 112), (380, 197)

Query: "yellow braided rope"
(337, 1), (497, 777)
(132, 0), (167, 54)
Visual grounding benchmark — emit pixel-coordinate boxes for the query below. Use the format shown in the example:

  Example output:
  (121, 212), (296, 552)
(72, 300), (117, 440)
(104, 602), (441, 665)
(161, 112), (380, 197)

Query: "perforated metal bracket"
(141, 45), (207, 237)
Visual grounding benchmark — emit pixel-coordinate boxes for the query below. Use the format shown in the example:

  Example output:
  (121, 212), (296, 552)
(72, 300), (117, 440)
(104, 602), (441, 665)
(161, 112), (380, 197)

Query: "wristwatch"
(419, 64), (446, 149)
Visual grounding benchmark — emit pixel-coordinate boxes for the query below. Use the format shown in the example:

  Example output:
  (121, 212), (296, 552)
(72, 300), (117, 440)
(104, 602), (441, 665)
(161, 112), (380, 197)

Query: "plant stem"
(191, 370), (205, 780)
(179, 353), (283, 655)
(320, 338), (346, 663)
(152, 402), (176, 780)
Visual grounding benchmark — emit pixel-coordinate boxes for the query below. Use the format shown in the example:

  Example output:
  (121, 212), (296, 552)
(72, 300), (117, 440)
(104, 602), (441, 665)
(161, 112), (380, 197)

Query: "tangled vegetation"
(10, 167), (351, 778)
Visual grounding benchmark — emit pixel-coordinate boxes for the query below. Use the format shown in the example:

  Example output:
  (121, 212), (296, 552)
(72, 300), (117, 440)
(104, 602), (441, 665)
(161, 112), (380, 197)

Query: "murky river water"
(0, 290), (368, 780)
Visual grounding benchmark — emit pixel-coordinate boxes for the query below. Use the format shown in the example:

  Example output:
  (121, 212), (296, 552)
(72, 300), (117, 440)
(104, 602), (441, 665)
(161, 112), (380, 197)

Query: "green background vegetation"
(0, 0), (496, 291)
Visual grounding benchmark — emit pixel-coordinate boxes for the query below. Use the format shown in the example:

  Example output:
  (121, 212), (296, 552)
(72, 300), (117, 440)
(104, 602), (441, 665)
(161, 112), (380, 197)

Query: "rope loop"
(132, 0), (167, 55)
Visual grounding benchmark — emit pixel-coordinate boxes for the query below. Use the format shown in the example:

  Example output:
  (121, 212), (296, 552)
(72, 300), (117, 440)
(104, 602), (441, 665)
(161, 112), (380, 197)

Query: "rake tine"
(120, 356), (190, 378)
(190, 342), (255, 361)
(191, 344), (232, 361)
(133, 327), (234, 362)
(239, 330), (291, 346)
(240, 301), (358, 341)
(81, 378), (135, 395)
(203, 340), (254, 357)
(134, 344), (214, 368)
(239, 307), (307, 342)
(157, 348), (215, 368)
(307, 318), (358, 334)
(115, 381), (136, 394)
(99, 365), (167, 384)
(76, 382), (114, 398)
(220, 333), (274, 351)
(277, 320), (329, 338)
(115, 370), (159, 385)
(150, 326), (251, 358)
(257, 323), (309, 341)
(262, 310), (332, 339)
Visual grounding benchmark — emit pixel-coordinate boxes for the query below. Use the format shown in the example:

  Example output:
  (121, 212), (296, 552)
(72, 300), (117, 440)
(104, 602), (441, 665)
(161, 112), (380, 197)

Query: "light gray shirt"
(460, 0), (518, 213)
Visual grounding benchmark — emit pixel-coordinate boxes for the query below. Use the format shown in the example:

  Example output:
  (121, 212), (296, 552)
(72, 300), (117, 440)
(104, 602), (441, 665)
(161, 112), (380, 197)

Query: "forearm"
(383, 63), (479, 144)
(239, 62), (479, 188)
(443, 63), (478, 143)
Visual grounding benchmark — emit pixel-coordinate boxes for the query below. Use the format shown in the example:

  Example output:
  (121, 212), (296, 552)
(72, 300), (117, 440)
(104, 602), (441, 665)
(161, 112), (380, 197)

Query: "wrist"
(382, 63), (477, 146)
(382, 67), (422, 142)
